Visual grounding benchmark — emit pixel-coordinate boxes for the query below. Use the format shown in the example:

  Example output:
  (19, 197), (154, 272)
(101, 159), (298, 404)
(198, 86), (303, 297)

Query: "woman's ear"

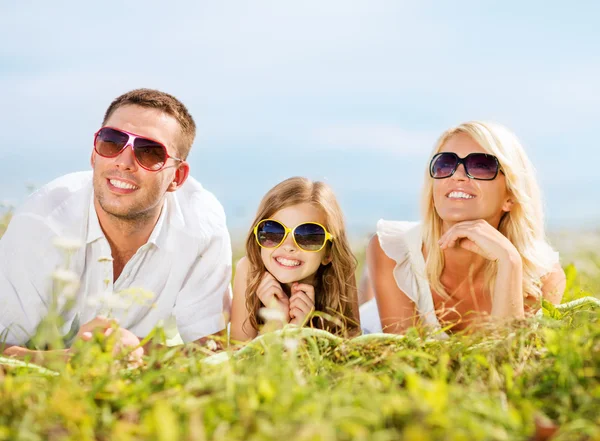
(502, 196), (515, 213)
(167, 162), (190, 192)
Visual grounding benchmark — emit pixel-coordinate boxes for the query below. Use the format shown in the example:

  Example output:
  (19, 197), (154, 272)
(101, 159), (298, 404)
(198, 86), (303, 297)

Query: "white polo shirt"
(0, 171), (232, 346)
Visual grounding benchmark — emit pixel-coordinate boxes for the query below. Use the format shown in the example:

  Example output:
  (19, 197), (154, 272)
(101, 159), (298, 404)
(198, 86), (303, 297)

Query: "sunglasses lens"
(133, 137), (168, 170)
(431, 153), (458, 178)
(465, 153), (498, 180)
(256, 220), (286, 248)
(294, 223), (327, 251)
(95, 128), (128, 157)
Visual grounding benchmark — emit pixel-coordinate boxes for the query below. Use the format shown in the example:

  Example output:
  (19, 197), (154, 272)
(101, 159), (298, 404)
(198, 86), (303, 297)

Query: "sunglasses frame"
(429, 152), (504, 181)
(93, 126), (183, 172)
(253, 219), (334, 252)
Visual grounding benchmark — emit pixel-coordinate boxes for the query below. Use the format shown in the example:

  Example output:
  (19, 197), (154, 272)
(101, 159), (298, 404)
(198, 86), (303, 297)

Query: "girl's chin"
(267, 263), (319, 285)
(272, 273), (302, 285)
(269, 269), (310, 286)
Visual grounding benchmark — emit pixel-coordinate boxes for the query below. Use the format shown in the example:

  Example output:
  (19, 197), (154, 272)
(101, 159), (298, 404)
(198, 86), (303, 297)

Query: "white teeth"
(276, 257), (301, 267)
(448, 191), (475, 199)
(110, 179), (137, 190)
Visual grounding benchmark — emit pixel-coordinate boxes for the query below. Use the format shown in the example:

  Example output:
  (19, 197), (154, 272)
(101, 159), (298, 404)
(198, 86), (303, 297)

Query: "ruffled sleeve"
(376, 219), (422, 306)
(375, 219), (442, 331)
(533, 240), (561, 279)
(359, 220), (443, 335)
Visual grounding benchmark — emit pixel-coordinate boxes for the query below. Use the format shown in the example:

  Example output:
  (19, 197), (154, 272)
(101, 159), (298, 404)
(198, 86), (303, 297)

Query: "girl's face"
(432, 133), (513, 230)
(260, 203), (331, 286)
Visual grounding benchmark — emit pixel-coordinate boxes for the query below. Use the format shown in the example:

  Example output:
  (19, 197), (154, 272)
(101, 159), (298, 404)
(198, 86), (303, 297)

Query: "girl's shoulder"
(234, 256), (250, 279)
(375, 220), (422, 265)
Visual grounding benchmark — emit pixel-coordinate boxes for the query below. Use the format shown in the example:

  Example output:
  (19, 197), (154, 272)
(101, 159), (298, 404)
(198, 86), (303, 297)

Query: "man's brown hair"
(102, 88), (196, 160)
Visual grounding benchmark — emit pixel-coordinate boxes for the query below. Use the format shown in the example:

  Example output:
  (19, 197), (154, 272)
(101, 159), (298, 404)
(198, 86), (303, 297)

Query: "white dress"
(359, 219), (560, 335)
(359, 220), (444, 334)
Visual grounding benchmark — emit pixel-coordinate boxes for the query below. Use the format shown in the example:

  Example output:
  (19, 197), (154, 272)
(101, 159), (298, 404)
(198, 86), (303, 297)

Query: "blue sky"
(1, 1), (598, 242)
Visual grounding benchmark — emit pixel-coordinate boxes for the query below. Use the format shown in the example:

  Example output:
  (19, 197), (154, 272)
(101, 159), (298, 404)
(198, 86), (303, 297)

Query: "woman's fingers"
(438, 220), (514, 262)
(440, 221), (487, 248)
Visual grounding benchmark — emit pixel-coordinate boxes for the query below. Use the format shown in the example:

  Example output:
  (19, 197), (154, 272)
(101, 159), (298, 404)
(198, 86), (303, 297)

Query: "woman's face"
(432, 133), (512, 230)
(260, 203), (331, 286)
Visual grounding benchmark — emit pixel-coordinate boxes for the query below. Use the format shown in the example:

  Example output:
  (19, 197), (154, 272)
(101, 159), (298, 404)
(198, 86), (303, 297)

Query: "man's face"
(91, 104), (188, 222)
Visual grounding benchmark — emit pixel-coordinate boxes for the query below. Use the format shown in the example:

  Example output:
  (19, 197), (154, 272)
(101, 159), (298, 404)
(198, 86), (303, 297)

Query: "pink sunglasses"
(94, 126), (183, 171)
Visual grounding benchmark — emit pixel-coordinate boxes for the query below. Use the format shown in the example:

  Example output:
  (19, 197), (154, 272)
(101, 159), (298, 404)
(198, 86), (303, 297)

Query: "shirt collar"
(86, 191), (170, 249)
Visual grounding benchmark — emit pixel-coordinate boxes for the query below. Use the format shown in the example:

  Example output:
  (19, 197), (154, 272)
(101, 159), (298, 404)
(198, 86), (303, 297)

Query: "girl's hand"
(289, 283), (316, 326)
(439, 219), (521, 265)
(256, 272), (290, 323)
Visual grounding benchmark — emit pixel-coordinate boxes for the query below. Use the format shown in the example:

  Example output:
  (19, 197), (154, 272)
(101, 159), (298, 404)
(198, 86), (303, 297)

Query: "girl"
(361, 121), (566, 335)
(230, 177), (360, 342)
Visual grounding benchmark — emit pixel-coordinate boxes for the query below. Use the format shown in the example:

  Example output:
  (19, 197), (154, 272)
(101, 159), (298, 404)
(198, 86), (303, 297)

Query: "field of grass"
(1, 212), (599, 440)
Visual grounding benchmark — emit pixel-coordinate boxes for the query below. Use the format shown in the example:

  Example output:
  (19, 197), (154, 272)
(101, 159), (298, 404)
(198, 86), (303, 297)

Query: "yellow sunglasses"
(253, 219), (334, 252)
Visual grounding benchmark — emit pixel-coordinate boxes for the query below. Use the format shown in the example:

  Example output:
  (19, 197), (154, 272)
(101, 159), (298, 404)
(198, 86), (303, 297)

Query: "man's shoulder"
(16, 171), (92, 220)
(171, 176), (228, 237)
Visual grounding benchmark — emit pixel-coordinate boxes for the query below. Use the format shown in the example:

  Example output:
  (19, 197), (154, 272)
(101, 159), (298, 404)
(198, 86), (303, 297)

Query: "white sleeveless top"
(359, 220), (444, 335)
(359, 219), (560, 336)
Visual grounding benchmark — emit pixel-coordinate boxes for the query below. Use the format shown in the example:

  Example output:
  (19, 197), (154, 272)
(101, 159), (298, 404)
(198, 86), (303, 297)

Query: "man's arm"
(0, 213), (66, 351)
(141, 324), (228, 354)
(173, 225), (233, 345)
(1, 345), (69, 364)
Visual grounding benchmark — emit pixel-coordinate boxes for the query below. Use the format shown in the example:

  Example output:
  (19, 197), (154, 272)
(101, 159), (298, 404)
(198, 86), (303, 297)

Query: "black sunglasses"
(429, 152), (503, 181)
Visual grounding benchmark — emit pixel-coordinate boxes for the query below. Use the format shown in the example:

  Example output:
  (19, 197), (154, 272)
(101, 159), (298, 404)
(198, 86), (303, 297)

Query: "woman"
(361, 121), (566, 335)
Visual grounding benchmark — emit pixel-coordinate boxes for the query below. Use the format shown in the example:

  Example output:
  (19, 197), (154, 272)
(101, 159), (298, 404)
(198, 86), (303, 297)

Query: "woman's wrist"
(496, 247), (523, 270)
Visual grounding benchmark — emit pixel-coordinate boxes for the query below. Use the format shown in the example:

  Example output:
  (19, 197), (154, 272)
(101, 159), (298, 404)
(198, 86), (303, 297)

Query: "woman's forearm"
(491, 252), (524, 318)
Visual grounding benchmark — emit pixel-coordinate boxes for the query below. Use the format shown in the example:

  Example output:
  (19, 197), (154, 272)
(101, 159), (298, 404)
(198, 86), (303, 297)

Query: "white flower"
(52, 269), (79, 284)
(258, 307), (287, 323)
(104, 294), (133, 309)
(62, 282), (80, 299)
(205, 339), (219, 351)
(87, 293), (132, 310)
(283, 338), (299, 352)
(53, 236), (83, 252)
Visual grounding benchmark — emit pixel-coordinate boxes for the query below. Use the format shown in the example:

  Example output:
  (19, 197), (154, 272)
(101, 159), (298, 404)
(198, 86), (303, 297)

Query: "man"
(0, 89), (232, 359)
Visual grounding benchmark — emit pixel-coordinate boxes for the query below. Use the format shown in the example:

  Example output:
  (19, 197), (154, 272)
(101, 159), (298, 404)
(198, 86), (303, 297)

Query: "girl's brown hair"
(244, 177), (360, 336)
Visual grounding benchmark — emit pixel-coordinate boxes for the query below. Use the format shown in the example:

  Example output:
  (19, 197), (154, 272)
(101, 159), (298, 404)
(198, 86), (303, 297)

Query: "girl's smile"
(273, 255), (304, 268)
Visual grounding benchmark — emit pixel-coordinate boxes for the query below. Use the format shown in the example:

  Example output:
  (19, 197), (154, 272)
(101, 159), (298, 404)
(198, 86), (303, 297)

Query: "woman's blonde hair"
(421, 121), (557, 303)
(244, 177), (359, 336)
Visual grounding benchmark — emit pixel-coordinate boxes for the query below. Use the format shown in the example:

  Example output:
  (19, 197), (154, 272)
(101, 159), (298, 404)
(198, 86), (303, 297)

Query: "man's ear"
(167, 162), (190, 192)
(90, 150), (96, 168)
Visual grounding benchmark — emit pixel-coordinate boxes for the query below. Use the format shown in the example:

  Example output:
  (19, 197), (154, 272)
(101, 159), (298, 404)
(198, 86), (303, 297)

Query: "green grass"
(1, 302), (599, 440)
(1, 212), (599, 440)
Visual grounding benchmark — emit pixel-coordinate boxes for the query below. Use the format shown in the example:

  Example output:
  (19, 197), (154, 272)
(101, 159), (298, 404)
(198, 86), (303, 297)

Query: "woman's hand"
(438, 219), (521, 265)
(289, 282), (316, 326)
(440, 219), (525, 318)
(256, 272), (290, 324)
